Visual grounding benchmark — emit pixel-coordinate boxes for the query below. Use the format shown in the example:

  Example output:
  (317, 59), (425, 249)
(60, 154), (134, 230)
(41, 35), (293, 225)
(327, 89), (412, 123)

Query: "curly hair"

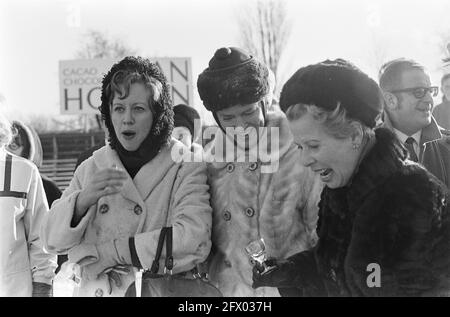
(99, 56), (174, 151)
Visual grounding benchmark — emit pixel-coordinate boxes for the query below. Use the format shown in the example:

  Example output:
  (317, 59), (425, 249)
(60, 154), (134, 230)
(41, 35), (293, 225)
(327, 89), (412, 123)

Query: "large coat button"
(94, 288), (104, 297)
(99, 204), (109, 214)
(245, 207), (255, 217)
(134, 205), (143, 215)
(224, 259), (232, 267)
(249, 162), (258, 171)
(226, 163), (235, 173)
(223, 210), (231, 221)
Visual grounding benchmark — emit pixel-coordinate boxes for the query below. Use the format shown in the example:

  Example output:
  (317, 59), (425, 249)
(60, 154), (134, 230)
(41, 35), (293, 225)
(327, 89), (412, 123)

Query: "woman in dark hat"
(252, 59), (450, 296)
(173, 104), (201, 149)
(41, 56), (212, 297)
(197, 47), (322, 296)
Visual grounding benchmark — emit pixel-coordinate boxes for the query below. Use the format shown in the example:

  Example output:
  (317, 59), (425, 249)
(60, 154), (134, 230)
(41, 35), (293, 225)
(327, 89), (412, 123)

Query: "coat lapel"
(132, 140), (178, 201)
(92, 143), (179, 204)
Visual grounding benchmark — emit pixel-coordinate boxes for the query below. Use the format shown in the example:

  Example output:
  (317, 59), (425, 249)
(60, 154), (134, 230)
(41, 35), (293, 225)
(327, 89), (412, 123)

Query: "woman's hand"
(81, 239), (132, 281)
(252, 258), (298, 289)
(74, 167), (127, 220)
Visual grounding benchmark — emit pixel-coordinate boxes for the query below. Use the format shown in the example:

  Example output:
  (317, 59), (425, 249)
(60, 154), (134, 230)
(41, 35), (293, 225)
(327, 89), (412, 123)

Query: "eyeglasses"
(389, 86), (439, 99)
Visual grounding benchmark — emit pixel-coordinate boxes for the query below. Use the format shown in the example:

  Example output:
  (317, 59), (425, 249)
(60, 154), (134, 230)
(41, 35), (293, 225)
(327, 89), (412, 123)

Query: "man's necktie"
(404, 137), (419, 162)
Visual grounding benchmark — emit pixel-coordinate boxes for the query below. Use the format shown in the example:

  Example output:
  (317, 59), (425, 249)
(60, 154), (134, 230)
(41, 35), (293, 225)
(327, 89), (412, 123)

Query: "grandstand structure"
(39, 131), (105, 190)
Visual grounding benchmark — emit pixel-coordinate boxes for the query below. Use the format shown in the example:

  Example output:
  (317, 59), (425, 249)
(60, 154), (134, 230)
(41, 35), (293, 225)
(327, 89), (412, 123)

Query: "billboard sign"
(59, 58), (193, 114)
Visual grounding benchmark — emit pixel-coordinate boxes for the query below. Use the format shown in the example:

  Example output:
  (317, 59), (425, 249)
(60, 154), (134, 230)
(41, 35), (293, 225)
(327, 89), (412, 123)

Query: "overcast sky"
(1, 0), (450, 124)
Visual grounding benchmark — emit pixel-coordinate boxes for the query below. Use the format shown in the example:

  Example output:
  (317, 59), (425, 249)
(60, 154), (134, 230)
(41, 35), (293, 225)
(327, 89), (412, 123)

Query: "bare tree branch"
(236, 0), (291, 92)
(435, 29), (450, 65)
(75, 30), (138, 59)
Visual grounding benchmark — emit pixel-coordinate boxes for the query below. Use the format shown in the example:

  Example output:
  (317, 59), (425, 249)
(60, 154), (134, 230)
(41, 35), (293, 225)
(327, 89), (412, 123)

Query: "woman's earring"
(352, 143), (360, 150)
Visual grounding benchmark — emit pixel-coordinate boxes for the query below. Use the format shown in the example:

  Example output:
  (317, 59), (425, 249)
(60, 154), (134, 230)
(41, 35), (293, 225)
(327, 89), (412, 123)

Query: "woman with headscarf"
(41, 56), (212, 297)
(253, 59), (450, 296)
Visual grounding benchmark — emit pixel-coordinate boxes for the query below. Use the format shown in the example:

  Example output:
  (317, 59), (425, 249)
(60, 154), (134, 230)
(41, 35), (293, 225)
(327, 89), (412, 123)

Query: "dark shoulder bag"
(125, 226), (222, 297)
(125, 165), (221, 297)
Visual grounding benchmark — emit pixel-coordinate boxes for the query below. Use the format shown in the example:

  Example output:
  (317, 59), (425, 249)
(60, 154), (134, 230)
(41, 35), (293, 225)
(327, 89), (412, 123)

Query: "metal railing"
(40, 158), (77, 191)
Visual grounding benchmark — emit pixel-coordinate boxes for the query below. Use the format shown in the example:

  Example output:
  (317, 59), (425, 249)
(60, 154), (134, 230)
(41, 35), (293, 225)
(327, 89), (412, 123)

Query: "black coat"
(279, 128), (450, 296)
(40, 175), (65, 273)
(41, 175), (62, 208)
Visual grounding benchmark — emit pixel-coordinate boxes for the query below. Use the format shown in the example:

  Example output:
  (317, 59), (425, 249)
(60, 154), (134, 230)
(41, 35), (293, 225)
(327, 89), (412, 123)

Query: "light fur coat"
(205, 110), (322, 296)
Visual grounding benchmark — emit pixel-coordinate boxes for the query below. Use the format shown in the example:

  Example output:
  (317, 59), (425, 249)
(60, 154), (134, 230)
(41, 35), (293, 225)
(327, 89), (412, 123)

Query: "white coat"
(41, 140), (212, 297)
(0, 148), (56, 296)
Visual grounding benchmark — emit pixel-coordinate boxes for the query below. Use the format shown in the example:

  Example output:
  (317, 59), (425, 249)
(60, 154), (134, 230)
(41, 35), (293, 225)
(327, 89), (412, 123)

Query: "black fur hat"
(99, 56), (173, 151)
(197, 47), (270, 112)
(280, 59), (383, 128)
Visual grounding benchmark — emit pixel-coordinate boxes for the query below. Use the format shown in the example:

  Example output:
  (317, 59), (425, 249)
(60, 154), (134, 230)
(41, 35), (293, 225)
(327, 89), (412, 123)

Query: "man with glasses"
(379, 58), (450, 188)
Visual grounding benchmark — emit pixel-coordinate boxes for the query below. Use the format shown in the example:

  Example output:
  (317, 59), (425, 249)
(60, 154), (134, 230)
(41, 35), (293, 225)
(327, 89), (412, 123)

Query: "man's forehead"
(400, 68), (430, 87)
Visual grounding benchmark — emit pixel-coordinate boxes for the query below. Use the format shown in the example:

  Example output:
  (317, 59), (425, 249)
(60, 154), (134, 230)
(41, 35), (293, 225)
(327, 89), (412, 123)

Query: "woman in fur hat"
(253, 59), (450, 296)
(41, 56), (212, 297)
(197, 47), (322, 296)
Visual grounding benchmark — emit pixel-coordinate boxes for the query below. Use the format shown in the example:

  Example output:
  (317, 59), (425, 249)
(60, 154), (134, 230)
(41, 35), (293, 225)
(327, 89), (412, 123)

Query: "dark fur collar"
(325, 128), (409, 214)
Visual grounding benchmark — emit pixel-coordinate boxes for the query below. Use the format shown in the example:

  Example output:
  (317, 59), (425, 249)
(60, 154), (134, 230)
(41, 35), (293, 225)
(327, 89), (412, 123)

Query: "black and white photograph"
(0, 0), (449, 302)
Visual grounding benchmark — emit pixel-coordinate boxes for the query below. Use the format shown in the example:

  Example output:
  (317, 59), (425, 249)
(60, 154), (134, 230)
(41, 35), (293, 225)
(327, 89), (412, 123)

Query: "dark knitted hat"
(280, 59), (383, 128)
(173, 104), (200, 137)
(197, 47), (270, 112)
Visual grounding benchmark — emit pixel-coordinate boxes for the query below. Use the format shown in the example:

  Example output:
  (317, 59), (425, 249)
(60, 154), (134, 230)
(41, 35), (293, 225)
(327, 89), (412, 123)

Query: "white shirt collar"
(393, 128), (421, 145)
(393, 128), (422, 158)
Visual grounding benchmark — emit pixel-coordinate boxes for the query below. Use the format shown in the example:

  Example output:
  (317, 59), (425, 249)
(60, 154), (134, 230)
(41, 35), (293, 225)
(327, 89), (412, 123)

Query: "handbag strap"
(150, 227), (169, 274)
(160, 165), (183, 275)
(164, 227), (174, 274)
(161, 166), (208, 279)
(149, 165), (181, 275)
(149, 165), (208, 278)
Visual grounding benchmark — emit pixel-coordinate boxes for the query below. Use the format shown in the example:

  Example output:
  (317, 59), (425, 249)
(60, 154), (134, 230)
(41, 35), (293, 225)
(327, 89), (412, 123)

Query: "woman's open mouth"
(316, 168), (333, 182)
(122, 131), (136, 140)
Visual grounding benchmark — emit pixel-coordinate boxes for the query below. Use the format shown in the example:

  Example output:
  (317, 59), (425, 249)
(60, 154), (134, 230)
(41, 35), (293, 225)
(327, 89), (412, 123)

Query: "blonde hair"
(286, 102), (373, 140)
(0, 112), (12, 148)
